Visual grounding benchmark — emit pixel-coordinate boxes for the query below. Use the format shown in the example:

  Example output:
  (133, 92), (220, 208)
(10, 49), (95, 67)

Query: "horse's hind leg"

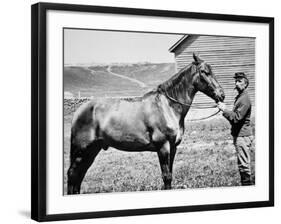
(67, 140), (102, 194)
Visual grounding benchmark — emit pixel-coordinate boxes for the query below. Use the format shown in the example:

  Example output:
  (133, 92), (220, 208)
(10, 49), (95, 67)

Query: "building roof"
(169, 35), (189, 53)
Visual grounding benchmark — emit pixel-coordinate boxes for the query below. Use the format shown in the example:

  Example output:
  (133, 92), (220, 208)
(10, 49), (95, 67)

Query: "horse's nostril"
(216, 89), (225, 101)
(220, 90), (225, 98)
(221, 94), (225, 102)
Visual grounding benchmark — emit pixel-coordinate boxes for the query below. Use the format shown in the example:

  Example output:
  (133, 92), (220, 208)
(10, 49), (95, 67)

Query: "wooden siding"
(173, 35), (255, 107)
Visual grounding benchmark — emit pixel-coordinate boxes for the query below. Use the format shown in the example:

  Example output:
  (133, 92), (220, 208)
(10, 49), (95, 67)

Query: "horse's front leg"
(157, 141), (177, 190)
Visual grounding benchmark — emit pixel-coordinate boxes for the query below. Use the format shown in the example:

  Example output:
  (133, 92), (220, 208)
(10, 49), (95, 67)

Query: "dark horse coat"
(67, 54), (225, 194)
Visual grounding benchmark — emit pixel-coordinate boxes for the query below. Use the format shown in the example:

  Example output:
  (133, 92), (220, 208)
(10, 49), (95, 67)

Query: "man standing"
(217, 72), (254, 186)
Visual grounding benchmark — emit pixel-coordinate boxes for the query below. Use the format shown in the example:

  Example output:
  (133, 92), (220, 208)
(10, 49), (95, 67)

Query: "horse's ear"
(193, 52), (203, 64)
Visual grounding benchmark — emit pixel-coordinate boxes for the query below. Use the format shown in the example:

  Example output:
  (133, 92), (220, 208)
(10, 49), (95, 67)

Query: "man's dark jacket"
(223, 90), (252, 137)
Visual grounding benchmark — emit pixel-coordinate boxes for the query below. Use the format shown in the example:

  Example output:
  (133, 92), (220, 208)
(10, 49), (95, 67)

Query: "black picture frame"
(31, 2), (274, 222)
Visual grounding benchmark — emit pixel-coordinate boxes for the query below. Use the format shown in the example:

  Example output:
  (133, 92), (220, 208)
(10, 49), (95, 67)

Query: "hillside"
(64, 63), (176, 98)
(109, 63), (176, 88)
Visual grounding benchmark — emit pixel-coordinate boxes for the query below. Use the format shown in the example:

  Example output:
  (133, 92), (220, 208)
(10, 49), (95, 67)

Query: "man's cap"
(233, 72), (248, 80)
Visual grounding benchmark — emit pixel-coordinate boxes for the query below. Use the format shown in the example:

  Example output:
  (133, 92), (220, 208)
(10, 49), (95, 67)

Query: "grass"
(63, 106), (255, 195)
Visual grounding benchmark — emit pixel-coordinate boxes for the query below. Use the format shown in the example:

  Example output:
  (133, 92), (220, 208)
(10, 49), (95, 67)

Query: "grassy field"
(63, 101), (255, 194)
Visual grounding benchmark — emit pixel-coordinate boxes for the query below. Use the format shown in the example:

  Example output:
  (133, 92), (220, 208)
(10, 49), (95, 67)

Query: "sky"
(64, 29), (183, 65)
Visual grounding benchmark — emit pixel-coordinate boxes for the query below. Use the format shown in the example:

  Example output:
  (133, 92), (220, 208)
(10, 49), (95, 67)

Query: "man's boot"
(240, 172), (252, 186)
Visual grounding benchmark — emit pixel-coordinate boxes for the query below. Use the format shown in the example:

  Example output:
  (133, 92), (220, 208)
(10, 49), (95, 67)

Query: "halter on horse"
(67, 53), (225, 194)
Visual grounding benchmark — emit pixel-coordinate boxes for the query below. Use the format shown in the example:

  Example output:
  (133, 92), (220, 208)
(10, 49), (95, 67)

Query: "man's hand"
(217, 102), (226, 111)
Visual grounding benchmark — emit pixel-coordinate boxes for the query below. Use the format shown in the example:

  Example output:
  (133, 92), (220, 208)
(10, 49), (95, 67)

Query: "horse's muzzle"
(219, 93), (225, 102)
(215, 89), (225, 102)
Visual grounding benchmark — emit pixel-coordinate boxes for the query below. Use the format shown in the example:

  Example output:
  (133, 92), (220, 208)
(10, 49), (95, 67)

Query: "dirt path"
(105, 66), (147, 88)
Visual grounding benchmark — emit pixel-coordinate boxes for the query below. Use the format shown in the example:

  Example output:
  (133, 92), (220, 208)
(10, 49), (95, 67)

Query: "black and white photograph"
(63, 29), (256, 195)
(30, 2), (274, 222)
(0, 0), (279, 223)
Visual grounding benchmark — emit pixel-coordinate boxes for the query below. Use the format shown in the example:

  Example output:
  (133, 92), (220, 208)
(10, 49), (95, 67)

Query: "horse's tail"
(69, 132), (77, 164)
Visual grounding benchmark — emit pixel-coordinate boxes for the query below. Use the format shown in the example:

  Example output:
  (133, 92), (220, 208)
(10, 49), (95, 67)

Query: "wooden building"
(169, 35), (255, 107)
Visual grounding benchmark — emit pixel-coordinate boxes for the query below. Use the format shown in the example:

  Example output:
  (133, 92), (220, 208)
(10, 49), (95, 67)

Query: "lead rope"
(164, 91), (222, 121)
(164, 92), (217, 109)
(186, 109), (221, 122)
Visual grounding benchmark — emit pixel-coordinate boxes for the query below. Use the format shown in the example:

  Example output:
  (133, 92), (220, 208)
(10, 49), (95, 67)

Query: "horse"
(67, 53), (225, 194)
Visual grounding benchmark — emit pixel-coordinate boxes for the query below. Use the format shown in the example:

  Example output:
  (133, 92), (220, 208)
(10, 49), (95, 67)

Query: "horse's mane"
(156, 62), (197, 98)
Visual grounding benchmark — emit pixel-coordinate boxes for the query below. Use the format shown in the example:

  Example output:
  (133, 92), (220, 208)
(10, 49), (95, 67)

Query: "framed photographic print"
(31, 2), (274, 222)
